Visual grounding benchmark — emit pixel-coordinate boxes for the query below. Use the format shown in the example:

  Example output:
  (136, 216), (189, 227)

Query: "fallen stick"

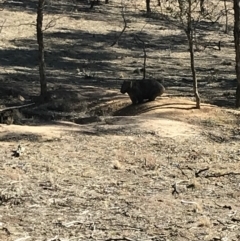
(0, 103), (35, 112)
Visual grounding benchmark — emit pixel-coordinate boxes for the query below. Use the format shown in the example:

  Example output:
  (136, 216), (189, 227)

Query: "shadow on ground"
(0, 0), (237, 125)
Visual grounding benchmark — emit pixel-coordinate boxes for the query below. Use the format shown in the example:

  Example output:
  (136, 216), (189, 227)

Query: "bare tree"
(37, 0), (47, 100)
(177, 0), (201, 108)
(186, 0), (200, 108)
(233, 0), (240, 108)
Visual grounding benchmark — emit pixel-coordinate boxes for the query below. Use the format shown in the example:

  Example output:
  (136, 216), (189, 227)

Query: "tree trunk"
(146, 0), (151, 13)
(187, 0), (201, 109)
(188, 34), (201, 109)
(200, 0), (205, 14)
(233, 0), (240, 108)
(37, 0), (47, 100)
(224, 0), (228, 34)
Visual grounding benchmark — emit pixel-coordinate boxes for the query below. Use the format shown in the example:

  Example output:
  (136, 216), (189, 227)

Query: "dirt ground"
(0, 0), (240, 241)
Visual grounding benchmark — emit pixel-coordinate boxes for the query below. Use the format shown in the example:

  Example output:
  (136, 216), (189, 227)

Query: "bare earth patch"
(1, 101), (240, 241)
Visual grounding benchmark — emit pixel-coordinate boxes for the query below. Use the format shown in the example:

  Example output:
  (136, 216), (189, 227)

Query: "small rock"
(18, 95), (25, 101)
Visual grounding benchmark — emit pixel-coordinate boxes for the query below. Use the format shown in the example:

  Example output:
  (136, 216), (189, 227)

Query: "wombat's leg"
(148, 96), (157, 101)
(131, 97), (138, 105)
(128, 92), (138, 105)
(137, 97), (144, 103)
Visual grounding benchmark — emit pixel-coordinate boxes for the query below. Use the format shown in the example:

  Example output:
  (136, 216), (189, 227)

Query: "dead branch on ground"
(205, 172), (240, 178)
(214, 202), (232, 210)
(105, 237), (135, 241)
(195, 167), (209, 177)
(0, 103), (35, 113)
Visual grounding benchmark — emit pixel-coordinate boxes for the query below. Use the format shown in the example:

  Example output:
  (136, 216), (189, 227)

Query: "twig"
(232, 217), (240, 222)
(47, 236), (59, 241)
(172, 180), (190, 195)
(4, 23), (36, 28)
(0, 103), (35, 113)
(14, 237), (31, 241)
(105, 237), (135, 241)
(214, 202), (232, 210)
(43, 16), (62, 32)
(134, 35), (146, 80)
(69, 236), (85, 241)
(111, 224), (143, 231)
(181, 200), (198, 205)
(111, 6), (127, 47)
(216, 219), (225, 225)
(205, 172), (240, 178)
(174, 164), (189, 178)
(181, 199), (202, 213)
(195, 167), (209, 177)
(172, 182), (180, 195)
(0, 19), (6, 34)
(62, 220), (84, 227)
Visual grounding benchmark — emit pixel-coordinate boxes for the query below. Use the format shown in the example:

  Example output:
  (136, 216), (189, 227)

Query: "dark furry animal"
(89, 0), (109, 8)
(120, 79), (165, 104)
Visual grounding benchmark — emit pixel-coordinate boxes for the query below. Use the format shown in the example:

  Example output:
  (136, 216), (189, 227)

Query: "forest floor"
(0, 1), (240, 241)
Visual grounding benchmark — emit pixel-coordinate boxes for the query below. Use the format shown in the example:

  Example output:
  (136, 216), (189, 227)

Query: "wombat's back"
(120, 79), (165, 104)
(139, 79), (165, 99)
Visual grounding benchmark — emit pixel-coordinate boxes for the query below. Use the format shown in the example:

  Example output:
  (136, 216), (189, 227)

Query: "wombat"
(120, 79), (165, 104)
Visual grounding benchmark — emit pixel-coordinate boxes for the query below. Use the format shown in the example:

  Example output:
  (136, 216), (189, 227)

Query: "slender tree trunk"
(187, 34), (201, 108)
(233, 0), (240, 108)
(186, 0), (200, 109)
(200, 0), (205, 14)
(224, 0), (228, 34)
(37, 0), (47, 100)
(146, 0), (151, 13)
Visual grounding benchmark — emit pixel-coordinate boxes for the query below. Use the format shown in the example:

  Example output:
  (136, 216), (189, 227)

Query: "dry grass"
(0, 107), (240, 240)
(0, 0), (240, 241)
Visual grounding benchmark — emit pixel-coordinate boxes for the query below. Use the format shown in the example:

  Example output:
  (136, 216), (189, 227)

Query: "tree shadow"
(0, 132), (43, 142)
(0, 0), (237, 125)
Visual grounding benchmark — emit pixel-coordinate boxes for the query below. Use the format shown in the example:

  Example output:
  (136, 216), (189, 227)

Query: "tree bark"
(233, 0), (240, 108)
(37, 0), (47, 100)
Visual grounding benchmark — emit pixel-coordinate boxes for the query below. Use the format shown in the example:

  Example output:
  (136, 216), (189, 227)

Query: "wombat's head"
(120, 81), (133, 94)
